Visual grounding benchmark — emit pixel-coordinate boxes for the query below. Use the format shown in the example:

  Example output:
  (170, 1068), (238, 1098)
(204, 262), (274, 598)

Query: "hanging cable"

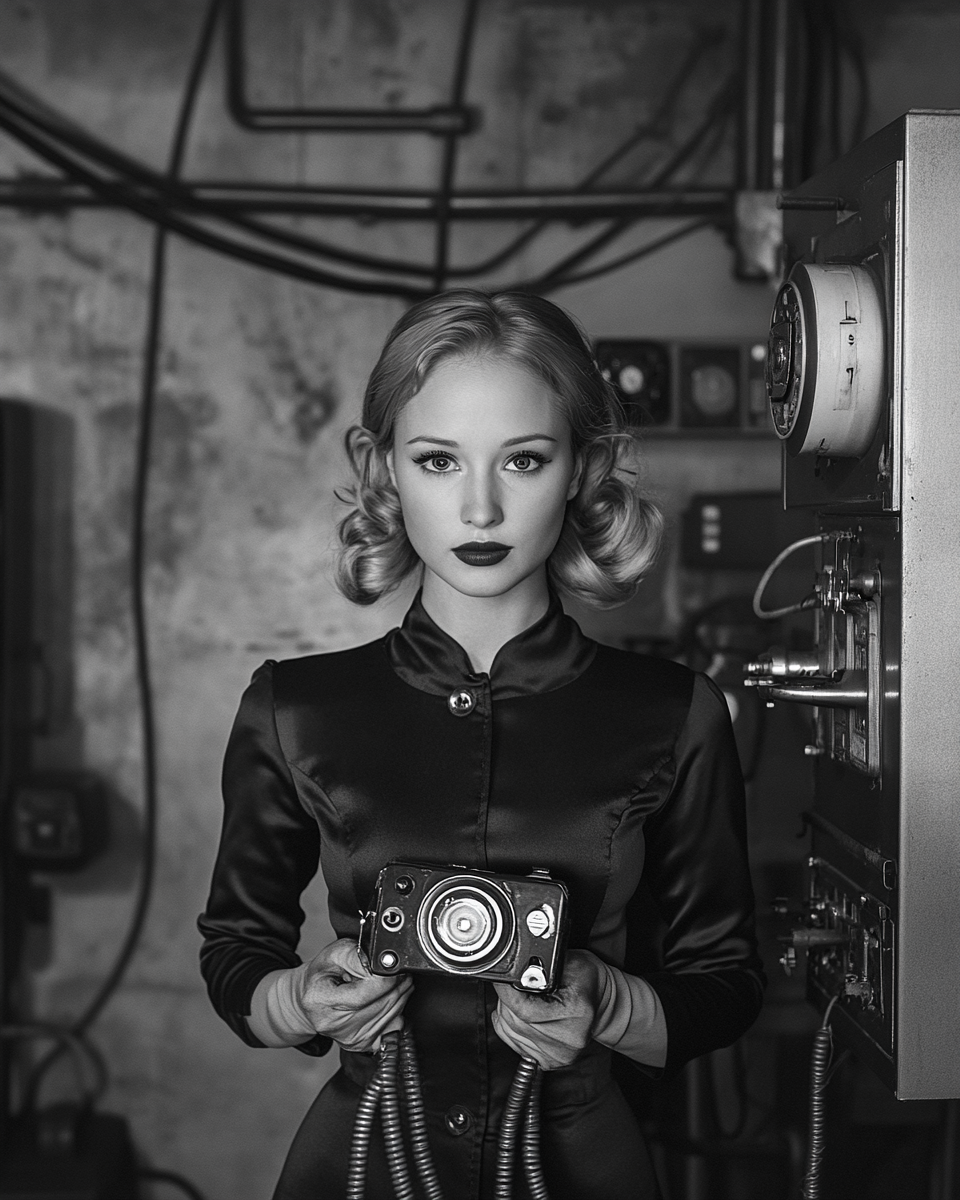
(433, 0), (481, 291)
(444, 24), (724, 280)
(400, 1027), (444, 1200)
(752, 534), (828, 620)
(535, 217), (710, 291)
(521, 71), (740, 293)
(24, 0), (224, 1107)
(0, 27), (738, 297)
(801, 993), (840, 1200)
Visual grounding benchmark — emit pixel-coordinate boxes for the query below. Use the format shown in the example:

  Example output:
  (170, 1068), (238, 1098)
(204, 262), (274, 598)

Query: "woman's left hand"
(492, 950), (605, 1070)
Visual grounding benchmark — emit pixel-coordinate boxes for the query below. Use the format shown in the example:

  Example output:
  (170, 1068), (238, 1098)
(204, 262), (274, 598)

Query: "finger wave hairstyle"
(336, 289), (663, 608)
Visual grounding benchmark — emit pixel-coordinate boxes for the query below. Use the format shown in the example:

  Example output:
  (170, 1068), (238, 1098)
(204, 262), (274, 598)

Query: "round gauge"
(766, 262), (885, 457)
(690, 364), (737, 417)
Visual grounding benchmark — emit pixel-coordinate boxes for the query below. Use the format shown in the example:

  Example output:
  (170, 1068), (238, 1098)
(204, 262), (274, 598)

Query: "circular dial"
(417, 877), (516, 974)
(766, 281), (805, 437)
(765, 262), (885, 458)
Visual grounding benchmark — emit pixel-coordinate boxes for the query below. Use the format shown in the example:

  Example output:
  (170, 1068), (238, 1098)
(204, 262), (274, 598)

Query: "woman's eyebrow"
(502, 434), (557, 446)
(405, 436), (459, 446)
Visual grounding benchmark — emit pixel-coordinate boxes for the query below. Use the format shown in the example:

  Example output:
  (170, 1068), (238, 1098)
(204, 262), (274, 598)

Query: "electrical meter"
(745, 111), (960, 1101)
(767, 263), (885, 457)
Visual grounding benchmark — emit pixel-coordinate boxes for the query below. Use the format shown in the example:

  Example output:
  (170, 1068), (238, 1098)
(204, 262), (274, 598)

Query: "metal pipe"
(768, 670), (868, 707)
(224, 0), (476, 136)
(0, 178), (731, 220)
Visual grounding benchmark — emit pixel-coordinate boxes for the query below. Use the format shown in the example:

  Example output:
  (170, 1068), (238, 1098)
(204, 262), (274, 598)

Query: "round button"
(447, 689), (476, 717)
(444, 1105), (473, 1137)
(378, 950), (399, 970)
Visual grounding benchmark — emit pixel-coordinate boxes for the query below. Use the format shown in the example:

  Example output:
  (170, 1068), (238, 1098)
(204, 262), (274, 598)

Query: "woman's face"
(388, 353), (582, 604)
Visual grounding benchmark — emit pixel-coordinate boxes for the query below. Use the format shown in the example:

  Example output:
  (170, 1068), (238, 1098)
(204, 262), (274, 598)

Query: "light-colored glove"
(492, 949), (667, 1071)
(247, 938), (412, 1054)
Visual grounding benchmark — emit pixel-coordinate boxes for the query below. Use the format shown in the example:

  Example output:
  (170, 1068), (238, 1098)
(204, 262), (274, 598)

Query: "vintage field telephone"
(745, 111), (960, 1101)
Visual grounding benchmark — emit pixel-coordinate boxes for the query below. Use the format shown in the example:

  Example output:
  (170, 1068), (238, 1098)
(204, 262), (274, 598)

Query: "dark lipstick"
(452, 541), (512, 567)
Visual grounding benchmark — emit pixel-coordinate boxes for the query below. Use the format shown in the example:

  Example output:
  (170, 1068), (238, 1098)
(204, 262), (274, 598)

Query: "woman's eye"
(505, 452), (548, 473)
(415, 453), (458, 473)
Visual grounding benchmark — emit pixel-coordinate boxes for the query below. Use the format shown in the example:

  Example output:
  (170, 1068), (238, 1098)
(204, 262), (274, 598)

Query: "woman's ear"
(567, 450), (585, 501)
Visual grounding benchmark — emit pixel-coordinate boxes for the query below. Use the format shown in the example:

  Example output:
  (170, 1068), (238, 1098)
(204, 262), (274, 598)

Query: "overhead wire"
(432, 0), (482, 290)
(520, 71), (740, 292)
(443, 25), (724, 280)
(0, 18), (737, 297)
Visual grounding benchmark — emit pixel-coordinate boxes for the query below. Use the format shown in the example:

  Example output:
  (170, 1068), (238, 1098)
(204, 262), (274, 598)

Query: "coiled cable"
(346, 1069), (384, 1200)
(347, 1030), (548, 1200)
(495, 1056), (539, 1200)
(400, 1027), (444, 1200)
(522, 1063), (549, 1200)
(379, 1032), (415, 1200)
(801, 994), (840, 1200)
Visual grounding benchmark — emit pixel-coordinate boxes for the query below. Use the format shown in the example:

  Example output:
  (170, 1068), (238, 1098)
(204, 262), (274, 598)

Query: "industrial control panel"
(745, 111), (960, 1100)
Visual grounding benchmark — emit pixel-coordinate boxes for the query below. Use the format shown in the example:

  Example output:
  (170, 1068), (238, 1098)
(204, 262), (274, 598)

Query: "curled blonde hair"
(336, 290), (662, 608)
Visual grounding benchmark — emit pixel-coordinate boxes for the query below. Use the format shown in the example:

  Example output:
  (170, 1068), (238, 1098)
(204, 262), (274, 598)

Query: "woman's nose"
(460, 474), (503, 528)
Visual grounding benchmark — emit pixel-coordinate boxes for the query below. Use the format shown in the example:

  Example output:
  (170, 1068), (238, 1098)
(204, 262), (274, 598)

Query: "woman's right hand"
(296, 938), (413, 1054)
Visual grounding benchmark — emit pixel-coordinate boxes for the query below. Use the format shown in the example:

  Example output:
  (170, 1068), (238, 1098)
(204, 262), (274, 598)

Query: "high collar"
(384, 590), (596, 701)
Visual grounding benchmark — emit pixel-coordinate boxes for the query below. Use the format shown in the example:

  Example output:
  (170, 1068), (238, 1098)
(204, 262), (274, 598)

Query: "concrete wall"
(0, 1), (957, 1196)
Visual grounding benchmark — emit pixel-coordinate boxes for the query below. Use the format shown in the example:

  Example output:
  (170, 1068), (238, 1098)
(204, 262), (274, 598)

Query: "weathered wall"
(0, 2), (957, 1196)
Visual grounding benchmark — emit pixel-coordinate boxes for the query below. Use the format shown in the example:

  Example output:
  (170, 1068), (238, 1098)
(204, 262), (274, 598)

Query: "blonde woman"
(200, 290), (764, 1199)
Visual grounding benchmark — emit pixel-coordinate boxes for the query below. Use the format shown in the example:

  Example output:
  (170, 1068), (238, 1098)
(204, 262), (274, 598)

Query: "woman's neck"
(420, 570), (551, 675)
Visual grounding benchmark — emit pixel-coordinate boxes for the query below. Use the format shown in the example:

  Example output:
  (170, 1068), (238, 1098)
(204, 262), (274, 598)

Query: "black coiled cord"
(347, 1028), (549, 1200)
(495, 1057), (544, 1200)
(400, 1028), (444, 1200)
(346, 1069), (383, 1200)
(802, 995), (840, 1200)
(379, 1033), (415, 1200)
(522, 1063), (549, 1200)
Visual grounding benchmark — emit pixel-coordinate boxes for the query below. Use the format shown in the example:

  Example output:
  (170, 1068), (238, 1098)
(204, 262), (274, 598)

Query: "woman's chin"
(423, 560), (545, 603)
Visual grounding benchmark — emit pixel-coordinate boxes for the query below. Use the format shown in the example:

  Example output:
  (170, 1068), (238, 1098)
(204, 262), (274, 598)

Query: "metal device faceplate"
(772, 112), (960, 1099)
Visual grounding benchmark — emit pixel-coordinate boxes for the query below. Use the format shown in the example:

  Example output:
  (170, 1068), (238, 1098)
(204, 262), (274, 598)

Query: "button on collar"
(448, 688), (476, 717)
(444, 1104), (473, 1136)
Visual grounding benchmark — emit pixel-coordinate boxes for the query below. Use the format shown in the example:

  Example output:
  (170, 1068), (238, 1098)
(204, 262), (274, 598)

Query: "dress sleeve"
(197, 661), (330, 1057)
(637, 672), (765, 1074)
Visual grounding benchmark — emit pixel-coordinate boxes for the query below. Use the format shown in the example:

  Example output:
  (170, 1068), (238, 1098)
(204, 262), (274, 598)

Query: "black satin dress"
(198, 594), (764, 1200)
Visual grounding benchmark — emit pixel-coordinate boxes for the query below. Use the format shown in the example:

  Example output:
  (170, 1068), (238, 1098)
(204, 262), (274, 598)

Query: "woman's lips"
(452, 542), (513, 566)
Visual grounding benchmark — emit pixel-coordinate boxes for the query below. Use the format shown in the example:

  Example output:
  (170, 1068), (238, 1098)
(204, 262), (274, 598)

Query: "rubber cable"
(801, 994), (840, 1200)
(23, 0), (223, 1106)
(495, 1056), (538, 1200)
(432, 0), (481, 291)
(522, 1063), (549, 1200)
(400, 1026), (444, 1200)
(752, 534), (829, 621)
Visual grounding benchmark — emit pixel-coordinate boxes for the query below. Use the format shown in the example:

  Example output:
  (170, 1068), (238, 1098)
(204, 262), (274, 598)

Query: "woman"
(199, 290), (764, 1200)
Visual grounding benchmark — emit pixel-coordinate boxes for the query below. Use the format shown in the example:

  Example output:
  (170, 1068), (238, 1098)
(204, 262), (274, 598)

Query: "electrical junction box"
(745, 111), (960, 1099)
(595, 339), (771, 435)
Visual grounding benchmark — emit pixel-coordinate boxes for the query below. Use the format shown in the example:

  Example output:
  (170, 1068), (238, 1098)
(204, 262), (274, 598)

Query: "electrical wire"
(752, 534), (827, 620)
(433, 0), (481, 290)
(535, 218), (710, 292)
(521, 70), (740, 293)
(24, 0), (223, 1106)
(443, 26), (723, 280)
(801, 994), (840, 1200)
(1, 1023), (106, 1111)
(0, 24), (738, 297)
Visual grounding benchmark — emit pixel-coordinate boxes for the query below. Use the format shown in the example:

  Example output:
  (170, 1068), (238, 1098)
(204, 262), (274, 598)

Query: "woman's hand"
(491, 950), (605, 1070)
(297, 938), (413, 1054)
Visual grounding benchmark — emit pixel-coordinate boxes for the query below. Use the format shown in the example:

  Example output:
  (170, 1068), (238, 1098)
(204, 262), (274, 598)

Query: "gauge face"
(765, 263), (885, 458)
(767, 281), (805, 437)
